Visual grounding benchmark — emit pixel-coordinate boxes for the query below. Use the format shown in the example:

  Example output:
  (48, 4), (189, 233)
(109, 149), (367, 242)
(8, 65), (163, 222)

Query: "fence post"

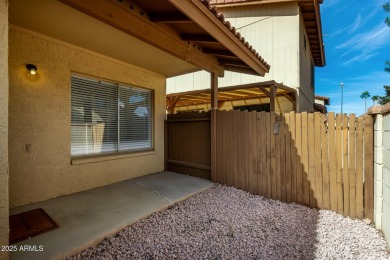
(364, 115), (374, 220)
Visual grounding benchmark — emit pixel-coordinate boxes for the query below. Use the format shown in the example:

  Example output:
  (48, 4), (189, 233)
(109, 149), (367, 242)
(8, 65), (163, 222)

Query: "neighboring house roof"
(58, 0), (270, 77)
(314, 103), (327, 114)
(166, 80), (296, 112)
(210, 0), (326, 67)
(315, 95), (330, 105)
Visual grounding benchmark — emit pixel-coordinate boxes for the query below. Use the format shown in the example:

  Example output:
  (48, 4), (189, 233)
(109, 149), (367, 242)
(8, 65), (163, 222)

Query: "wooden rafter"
(283, 93), (294, 103)
(223, 65), (258, 76)
(258, 86), (270, 97)
(150, 12), (191, 23)
(176, 93), (272, 106)
(218, 58), (249, 67)
(180, 34), (217, 42)
(203, 48), (236, 57)
(229, 89), (257, 96)
(211, 0), (313, 7)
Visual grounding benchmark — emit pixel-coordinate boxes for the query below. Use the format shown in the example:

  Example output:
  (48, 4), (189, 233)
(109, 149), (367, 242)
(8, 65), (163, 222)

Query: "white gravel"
(69, 185), (389, 260)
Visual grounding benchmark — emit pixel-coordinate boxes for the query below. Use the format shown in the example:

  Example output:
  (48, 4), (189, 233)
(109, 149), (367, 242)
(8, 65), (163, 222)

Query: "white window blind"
(71, 75), (152, 156)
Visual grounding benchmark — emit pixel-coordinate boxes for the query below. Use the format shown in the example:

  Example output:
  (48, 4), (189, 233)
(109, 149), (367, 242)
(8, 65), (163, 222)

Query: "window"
(71, 75), (152, 156)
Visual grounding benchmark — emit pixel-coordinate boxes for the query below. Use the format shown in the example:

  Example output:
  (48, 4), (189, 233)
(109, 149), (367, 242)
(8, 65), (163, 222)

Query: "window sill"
(71, 150), (156, 165)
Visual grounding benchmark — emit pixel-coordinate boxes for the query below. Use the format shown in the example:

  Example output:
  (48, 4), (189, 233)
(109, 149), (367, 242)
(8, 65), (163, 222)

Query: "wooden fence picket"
(166, 110), (374, 220)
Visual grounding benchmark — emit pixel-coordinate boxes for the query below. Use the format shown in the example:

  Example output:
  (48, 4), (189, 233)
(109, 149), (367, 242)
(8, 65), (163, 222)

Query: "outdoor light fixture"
(26, 64), (37, 75)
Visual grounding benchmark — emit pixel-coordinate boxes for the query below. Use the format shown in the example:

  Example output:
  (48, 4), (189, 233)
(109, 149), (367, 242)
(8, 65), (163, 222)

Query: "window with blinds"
(71, 75), (152, 156)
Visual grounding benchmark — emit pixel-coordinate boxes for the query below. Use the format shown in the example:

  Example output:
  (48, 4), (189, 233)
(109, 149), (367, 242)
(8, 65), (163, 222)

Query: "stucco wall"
(8, 27), (166, 208)
(0, 0), (9, 258)
(298, 10), (314, 112)
(167, 3), (300, 93)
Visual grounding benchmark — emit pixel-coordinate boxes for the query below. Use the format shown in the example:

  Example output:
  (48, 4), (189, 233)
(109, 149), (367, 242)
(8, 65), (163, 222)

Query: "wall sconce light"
(26, 64), (37, 75)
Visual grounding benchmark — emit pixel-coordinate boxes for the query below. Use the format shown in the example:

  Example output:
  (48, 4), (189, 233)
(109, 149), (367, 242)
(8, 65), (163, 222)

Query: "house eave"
(58, 0), (270, 77)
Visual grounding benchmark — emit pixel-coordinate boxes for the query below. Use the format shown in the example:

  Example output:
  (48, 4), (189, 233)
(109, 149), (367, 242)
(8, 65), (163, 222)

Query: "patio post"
(210, 72), (218, 182)
(0, 0), (9, 258)
(270, 84), (276, 112)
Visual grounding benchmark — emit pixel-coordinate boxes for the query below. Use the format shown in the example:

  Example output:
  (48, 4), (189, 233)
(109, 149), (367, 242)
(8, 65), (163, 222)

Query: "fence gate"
(165, 110), (374, 220)
(215, 111), (374, 220)
(165, 112), (211, 180)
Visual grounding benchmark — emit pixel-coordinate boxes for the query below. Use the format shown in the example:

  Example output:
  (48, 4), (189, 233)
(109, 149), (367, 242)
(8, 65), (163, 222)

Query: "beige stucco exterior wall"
(8, 27), (166, 208)
(0, 0), (9, 258)
(167, 3), (300, 96)
(298, 10), (315, 112)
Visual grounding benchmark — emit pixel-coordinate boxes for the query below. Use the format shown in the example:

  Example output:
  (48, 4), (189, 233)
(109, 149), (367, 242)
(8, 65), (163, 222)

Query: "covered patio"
(9, 172), (212, 259)
(166, 80), (297, 114)
(0, 0), (270, 258)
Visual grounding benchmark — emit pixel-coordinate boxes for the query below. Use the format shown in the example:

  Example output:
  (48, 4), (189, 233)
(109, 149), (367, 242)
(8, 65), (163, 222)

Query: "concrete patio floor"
(9, 171), (213, 260)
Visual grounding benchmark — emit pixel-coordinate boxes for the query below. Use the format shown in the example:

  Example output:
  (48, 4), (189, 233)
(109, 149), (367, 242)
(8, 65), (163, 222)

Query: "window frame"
(70, 73), (155, 159)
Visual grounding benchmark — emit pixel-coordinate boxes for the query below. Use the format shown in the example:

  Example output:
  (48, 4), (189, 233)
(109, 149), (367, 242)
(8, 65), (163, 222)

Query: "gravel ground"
(69, 185), (389, 260)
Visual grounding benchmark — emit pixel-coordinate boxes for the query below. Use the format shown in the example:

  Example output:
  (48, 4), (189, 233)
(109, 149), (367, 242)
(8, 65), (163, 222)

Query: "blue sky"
(316, 0), (390, 116)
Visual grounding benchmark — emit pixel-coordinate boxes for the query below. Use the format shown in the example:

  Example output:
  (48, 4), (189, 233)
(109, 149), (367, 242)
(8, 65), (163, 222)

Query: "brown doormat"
(9, 208), (59, 244)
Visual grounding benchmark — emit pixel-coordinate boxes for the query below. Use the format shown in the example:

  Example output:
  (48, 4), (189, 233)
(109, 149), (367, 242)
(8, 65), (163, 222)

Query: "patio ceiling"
(211, 0), (326, 67)
(166, 81), (296, 112)
(58, 0), (271, 77)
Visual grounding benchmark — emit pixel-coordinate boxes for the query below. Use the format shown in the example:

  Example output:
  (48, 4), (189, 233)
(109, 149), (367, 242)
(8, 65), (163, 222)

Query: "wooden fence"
(165, 112), (211, 179)
(215, 111), (374, 219)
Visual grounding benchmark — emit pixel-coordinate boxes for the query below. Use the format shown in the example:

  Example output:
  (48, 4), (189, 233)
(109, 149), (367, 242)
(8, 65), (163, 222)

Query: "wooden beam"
(169, 96), (180, 114)
(223, 65), (258, 76)
(167, 0), (269, 76)
(218, 101), (225, 109)
(219, 58), (249, 67)
(176, 93), (274, 107)
(178, 96), (209, 103)
(270, 85), (276, 112)
(212, 0), (312, 7)
(229, 89), (257, 96)
(170, 80), (294, 97)
(258, 86), (270, 97)
(150, 12), (191, 23)
(180, 34), (217, 43)
(283, 93), (294, 103)
(203, 48), (235, 57)
(59, 0), (224, 76)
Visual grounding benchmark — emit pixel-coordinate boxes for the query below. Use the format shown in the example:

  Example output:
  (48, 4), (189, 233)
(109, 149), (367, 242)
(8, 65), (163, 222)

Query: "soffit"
(9, 0), (197, 77)
(10, 0), (271, 77)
